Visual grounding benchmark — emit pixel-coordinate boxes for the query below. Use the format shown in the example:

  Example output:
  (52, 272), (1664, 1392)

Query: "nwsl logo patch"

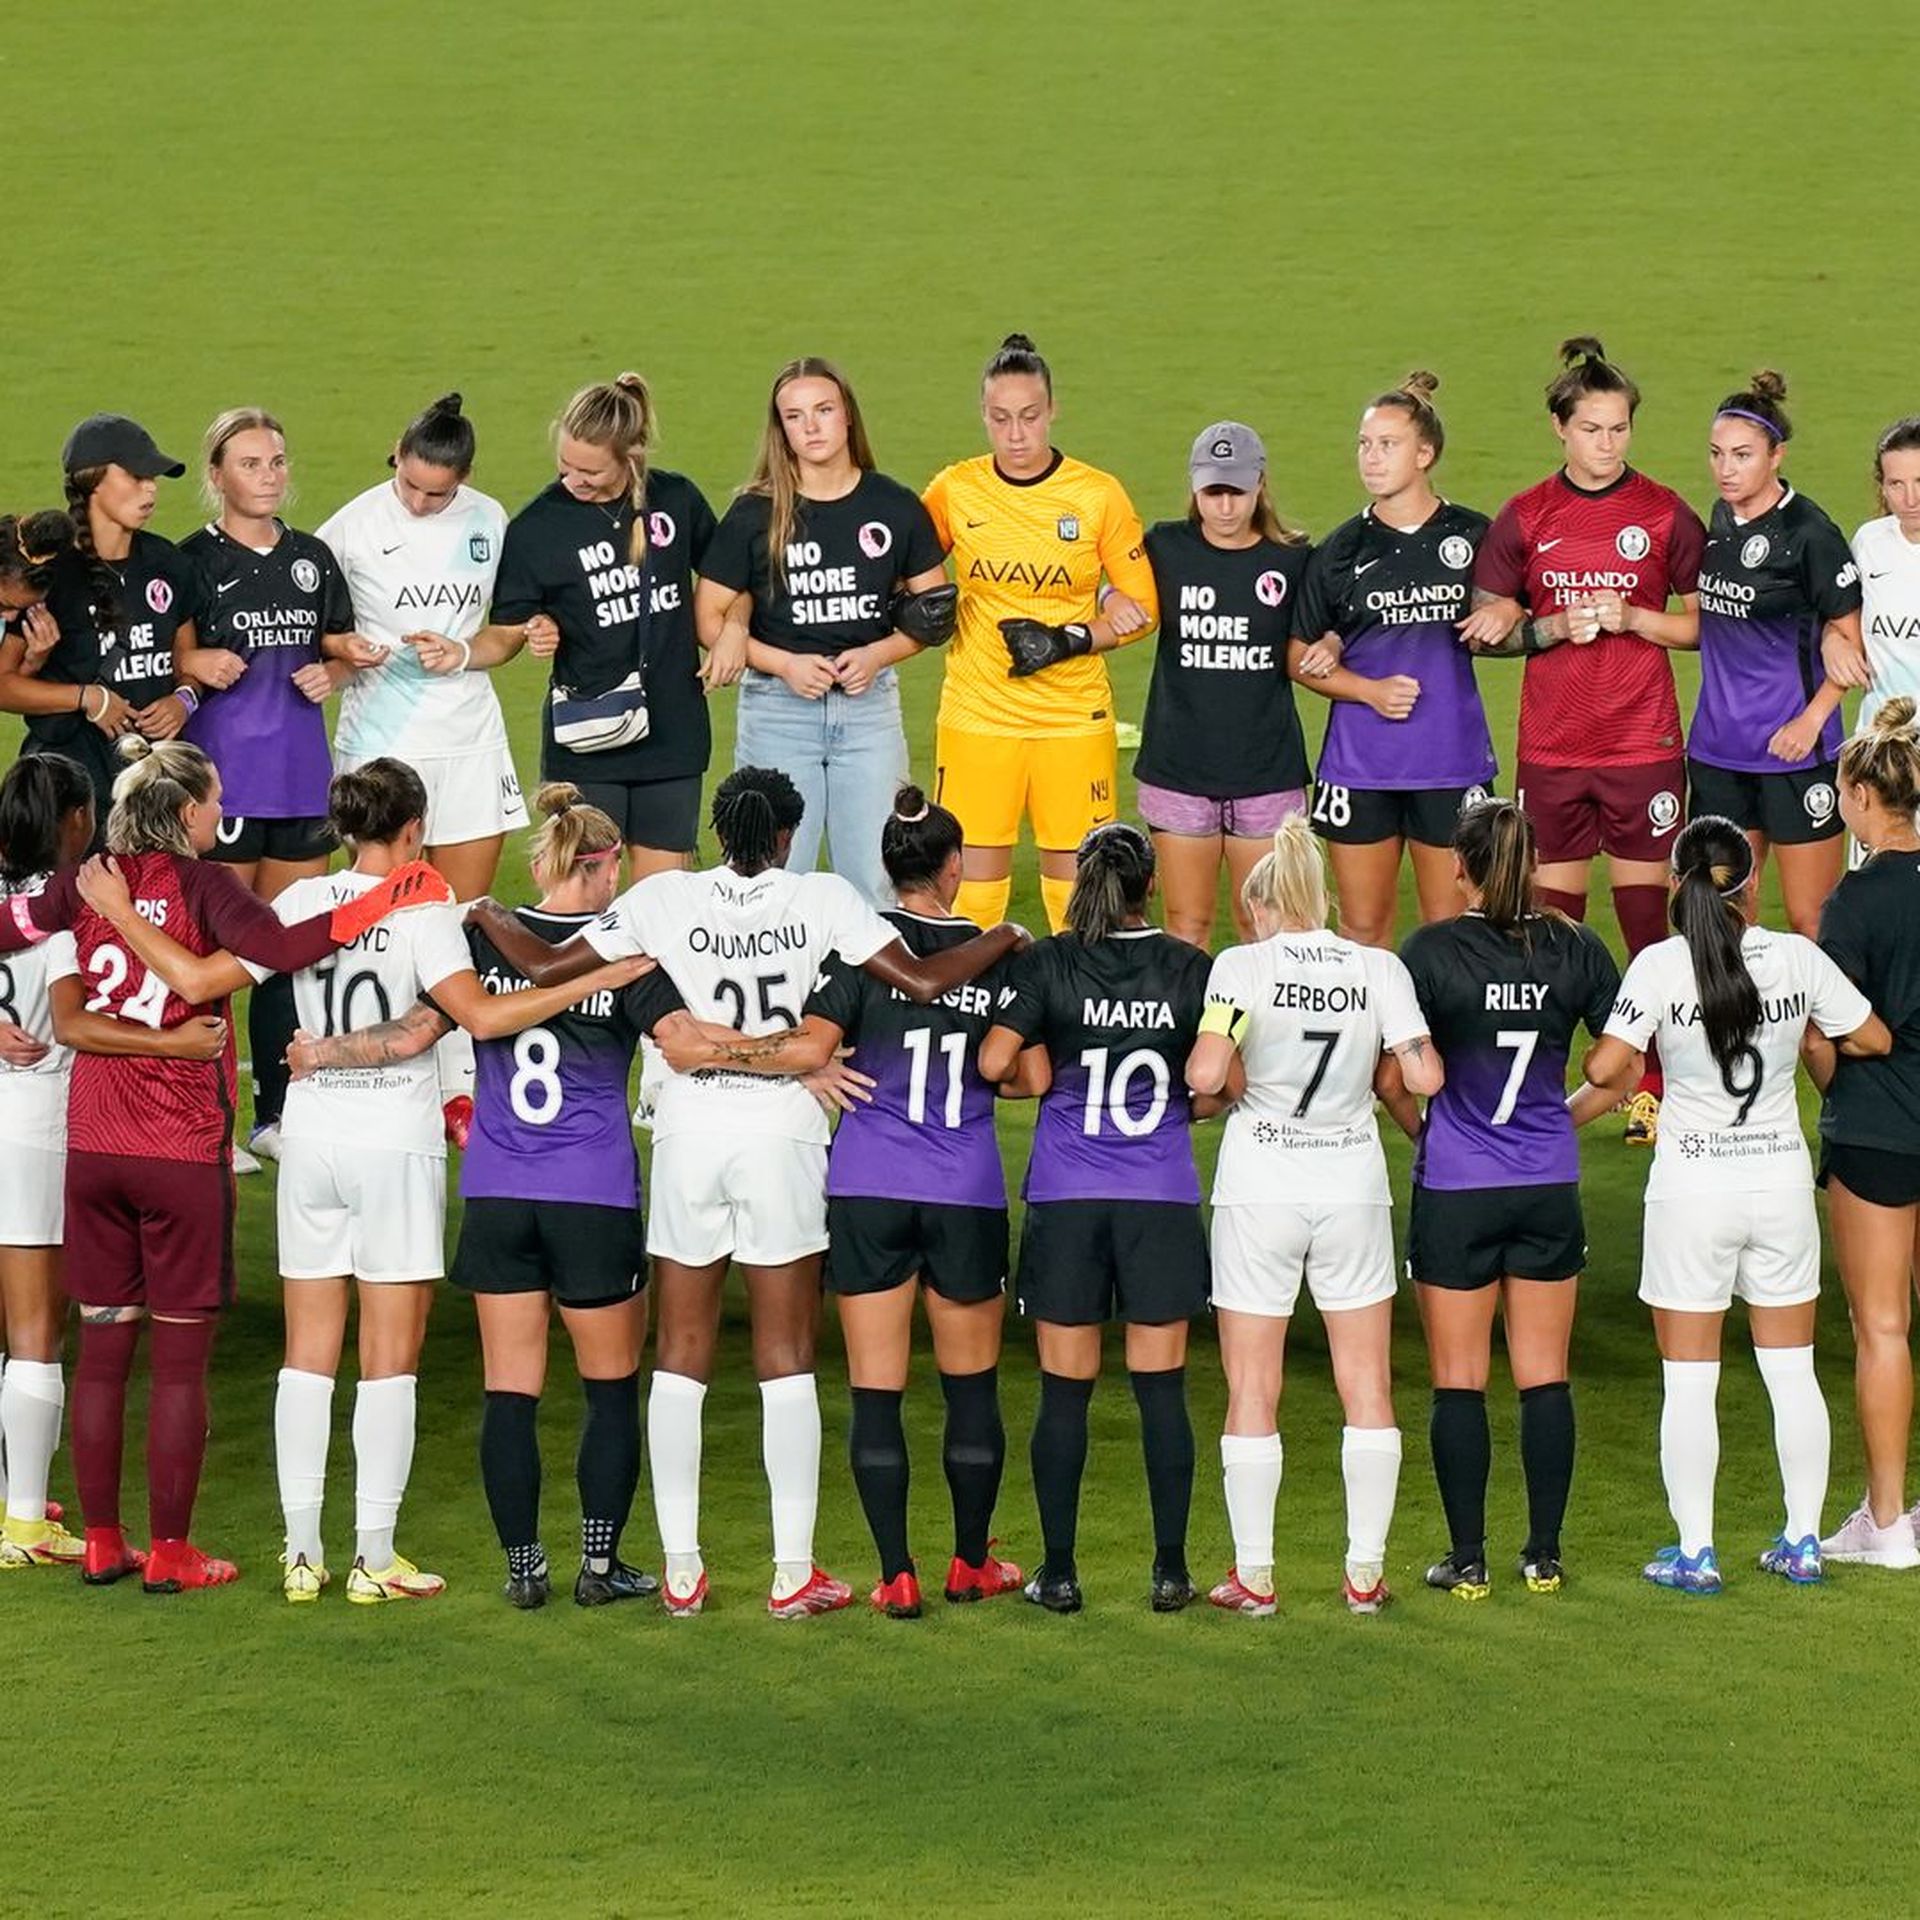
(469, 533), (492, 563)
(1056, 515), (1079, 542)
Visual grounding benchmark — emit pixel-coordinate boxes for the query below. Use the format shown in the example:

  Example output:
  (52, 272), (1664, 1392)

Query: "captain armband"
(1199, 998), (1250, 1046)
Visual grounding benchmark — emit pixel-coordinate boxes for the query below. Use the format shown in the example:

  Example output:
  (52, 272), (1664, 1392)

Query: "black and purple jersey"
(455, 907), (684, 1207)
(996, 927), (1211, 1205)
(1401, 913), (1619, 1189)
(1293, 502), (1495, 790)
(1691, 488), (1861, 774)
(806, 909), (1013, 1209)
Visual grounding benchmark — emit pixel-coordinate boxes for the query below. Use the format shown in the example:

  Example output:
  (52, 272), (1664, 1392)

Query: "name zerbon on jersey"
(1270, 981), (1368, 1012)
(1082, 997), (1174, 1029)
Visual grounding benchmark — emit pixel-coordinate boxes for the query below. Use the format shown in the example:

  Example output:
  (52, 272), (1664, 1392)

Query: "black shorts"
(1818, 1140), (1920, 1209)
(1015, 1199), (1209, 1326)
(1309, 779), (1493, 848)
(1687, 758), (1841, 845)
(209, 812), (339, 865)
(452, 1197), (645, 1307)
(826, 1195), (1008, 1303)
(570, 775), (702, 854)
(1407, 1182), (1585, 1291)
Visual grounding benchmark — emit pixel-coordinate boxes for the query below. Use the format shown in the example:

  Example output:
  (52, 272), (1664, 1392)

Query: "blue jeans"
(735, 666), (908, 904)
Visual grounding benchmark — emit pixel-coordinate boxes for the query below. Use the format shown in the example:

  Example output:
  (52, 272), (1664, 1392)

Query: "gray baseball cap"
(61, 413), (185, 480)
(1189, 421), (1266, 491)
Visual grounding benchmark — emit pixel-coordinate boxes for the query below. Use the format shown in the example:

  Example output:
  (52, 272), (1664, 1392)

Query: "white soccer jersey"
(1205, 930), (1427, 1206)
(0, 876), (77, 1151)
(1852, 516), (1920, 733)
(319, 479), (510, 760)
(586, 864), (896, 1144)
(245, 872), (472, 1153)
(1605, 929), (1872, 1197)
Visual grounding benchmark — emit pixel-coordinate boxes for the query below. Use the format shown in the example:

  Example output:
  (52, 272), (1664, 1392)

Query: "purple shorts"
(1136, 781), (1307, 840)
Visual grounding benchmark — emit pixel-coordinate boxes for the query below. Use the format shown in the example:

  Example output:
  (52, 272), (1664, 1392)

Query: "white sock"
(1220, 1431), (1282, 1579)
(1754, 1344), (1830, 1544)
(649, 1371), (707, 1584)
(353, 1374), (417, 1568)
(436, 1023), (475, 1101)
(1660, 1359), (1721, 1556)
(0, 1351), (9, 1510)
(275, 1367), (335, 1565)
(761, 1372), (821, 1595)
(1, 1357), (64, 1523)
(1341, 1425), (1402, 1570)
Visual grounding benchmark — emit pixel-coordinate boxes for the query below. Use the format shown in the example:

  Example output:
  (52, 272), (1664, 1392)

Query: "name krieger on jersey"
(886, 979), (1006, 1018)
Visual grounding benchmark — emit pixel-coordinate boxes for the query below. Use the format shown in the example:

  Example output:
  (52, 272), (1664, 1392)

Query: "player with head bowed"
(1462, 338), (1705, 1147)
(1399, 799), (1624, 1599)
(1585, 816), (1887, 1593)
(1849, 417), (1920, 739)
(1186, 817), (1441, 1616)
(468, 766), (1026, 1618)
(0, 737), (440, 1591)
(924, 334), (1160, 934)
(1291, 373), (1498, 946)
(979, 824), (1219, 1613)
(0, 507), (77, 691)
(1684, 371), (1859, 935)
(695, 357), (953, 905)
(1133, 421), (1313, 946)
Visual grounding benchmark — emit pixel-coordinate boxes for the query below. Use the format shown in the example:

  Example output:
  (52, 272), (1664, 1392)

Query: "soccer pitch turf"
(7, 2), (1920, 1912)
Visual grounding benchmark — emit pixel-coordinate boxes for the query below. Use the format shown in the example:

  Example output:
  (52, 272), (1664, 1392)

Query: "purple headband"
(1715, 406), (1783, 441)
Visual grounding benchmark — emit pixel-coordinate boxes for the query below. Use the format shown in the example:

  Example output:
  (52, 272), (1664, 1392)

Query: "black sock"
(248, 970), (297, 1130)
(939, 1365), (1005, 1567)
(1130, 1366), (1194, 1577)
(481, 1390), (541, 1564)
(1430, 1387), (1490, 1565)
(1518, 1380), (1575, 1561)
(849, 1386), (912, 1581)
(577, 1371), (641, 1573)
(1030, 1372), (1094, 1580)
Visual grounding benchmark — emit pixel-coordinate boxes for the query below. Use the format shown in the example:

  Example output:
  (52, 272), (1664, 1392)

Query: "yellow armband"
(1199, 999), (1249, 1046)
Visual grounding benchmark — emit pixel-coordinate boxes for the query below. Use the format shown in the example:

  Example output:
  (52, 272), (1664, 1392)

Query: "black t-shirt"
(1135, 519), (1311, 796)
(493, 471), (716, 784)
(702, 471), (943, 657)
(1820, 855), (1920, 1152)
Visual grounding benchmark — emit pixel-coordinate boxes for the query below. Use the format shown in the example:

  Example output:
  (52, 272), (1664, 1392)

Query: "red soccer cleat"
(81, 1526), (147, 1586)
(1208, 1566), (1278, 1617)
(944, 1545), (1024, 1603)
(142, 1539), (239, 1594)
(443, 1095), (474, 1151)
(767, 1567), (853, 1619)
(662, 1569), (709, 1619)
(870, 1570), (923, 1619)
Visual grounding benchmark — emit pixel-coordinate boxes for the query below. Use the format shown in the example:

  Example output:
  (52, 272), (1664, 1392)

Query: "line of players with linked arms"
(0, 329), (1918, 1613)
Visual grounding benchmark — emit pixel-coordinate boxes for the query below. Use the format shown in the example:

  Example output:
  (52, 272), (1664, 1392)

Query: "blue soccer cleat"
(1643, 1544), (1723, 1595)
(1757, 1533), (1824, 1585)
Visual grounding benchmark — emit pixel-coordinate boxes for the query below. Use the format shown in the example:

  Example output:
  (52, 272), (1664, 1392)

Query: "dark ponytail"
(1669, 815), (1761, 1097)
(1454, 797), (1545, 939)
(880, 784), (963, 896)
(63, 467), (121, 630)
(983, 332), (1052, 398)
(1714, 368), (1792, 444)
(0, 752), (95, 886)
(1545, 335), (1641, 422)
(394, 392), (476, 475)
(1065, 822), (1154, 943)
(711, 765), (804, 872)
(1367, 369), (1446, 463)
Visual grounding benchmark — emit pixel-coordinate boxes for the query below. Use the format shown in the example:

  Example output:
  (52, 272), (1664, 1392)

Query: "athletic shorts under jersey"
(1203, 929), (1425, 1208)
(1605, 927), (1870, 1198)
(0, 875), (76, 1155)
(1853, 514), (1920, 733)
(1401, 912), (1619, 1190)
(1819, 852), (1920, 1154)
(923, 451), (1156, 738)
(1474, 467), (1705, 767)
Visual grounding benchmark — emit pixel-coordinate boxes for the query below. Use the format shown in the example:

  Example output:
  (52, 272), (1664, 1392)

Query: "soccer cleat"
(280, 1552), (329, 1603)
(1622, 1089), (1660, 1147)
(943, 1546), (1024, 1603)
(1344, 1564), (1393, 1614)
(347, 1554), (447, 1604)
(1208, 1566), (1277, 1617)
(247, 1121), (283, 1164)
(143, 1539), (239, 1593)
(1758, 1533), (1824, 1585)
(1822, 1499), (1920, 1569)
(1023, 1569), (1085, 1614)
(574, 1559), (657, 1607)
(1425, 1553), (1491, 1600)
(871, 1570), (923, 1619)
(81, 1527), (146, 1585)
(1150, 1564), (1198, 1613)
(442, 1095), (474, 1152)
(1520, 1555), (1565, 1594)
(504, 1562), (550, 1610)
(661, 1569), (709, 1618)
(1643, 1544), (1723, 1595)
(0, 1514), (85, 1567)
(767, 1567), (854, 1620)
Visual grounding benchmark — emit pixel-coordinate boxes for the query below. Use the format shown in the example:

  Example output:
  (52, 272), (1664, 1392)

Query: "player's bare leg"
(1151, 830), (1225, 947)
(1328, 837), (1407, 948)
(1769, 833), (1843, 939)
(1825, 1180), (1918, 1540)
(1408, 840), (1461, 926)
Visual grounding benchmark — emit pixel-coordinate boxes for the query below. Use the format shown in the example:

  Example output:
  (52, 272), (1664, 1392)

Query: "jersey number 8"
(509, 1028), (563, 1125)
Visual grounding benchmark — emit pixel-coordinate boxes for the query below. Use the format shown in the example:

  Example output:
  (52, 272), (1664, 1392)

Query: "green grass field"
(7, 4), (1920, 1913)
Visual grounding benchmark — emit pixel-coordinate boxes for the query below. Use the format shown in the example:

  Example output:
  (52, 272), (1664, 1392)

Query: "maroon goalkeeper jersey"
(1475, 468), (1705, 768)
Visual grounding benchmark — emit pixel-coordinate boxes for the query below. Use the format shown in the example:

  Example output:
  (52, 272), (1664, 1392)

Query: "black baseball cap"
(60, 413), (185, 480)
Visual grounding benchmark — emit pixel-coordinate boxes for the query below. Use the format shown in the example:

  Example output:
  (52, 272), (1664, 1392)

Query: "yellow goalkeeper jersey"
(923, 452), (1157, 737)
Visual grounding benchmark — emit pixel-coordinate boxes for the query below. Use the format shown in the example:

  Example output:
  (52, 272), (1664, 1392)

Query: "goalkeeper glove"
(1000, 617), (1093, 679)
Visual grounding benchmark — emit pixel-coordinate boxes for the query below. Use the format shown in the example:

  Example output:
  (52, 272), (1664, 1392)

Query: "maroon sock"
(147, 1318), (218, 1542)
(1539, 887), (1586, 920)
(1612, 884), (1669, 1094)
(72, 1320), (140, 1531)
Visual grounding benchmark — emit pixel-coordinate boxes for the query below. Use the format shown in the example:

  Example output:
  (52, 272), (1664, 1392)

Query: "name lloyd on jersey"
(577, 540), (646, 628)
(480, 964), (616, 1017)
(1083, 997), (1174, 1028)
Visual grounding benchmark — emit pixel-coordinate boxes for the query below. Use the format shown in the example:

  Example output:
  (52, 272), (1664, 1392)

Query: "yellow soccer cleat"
(0, 1514), (86, 1568)
(280, 1552), (330, 1603)
(1622, 1089), (1659, 1147)
(347, 1554), (447, 1605)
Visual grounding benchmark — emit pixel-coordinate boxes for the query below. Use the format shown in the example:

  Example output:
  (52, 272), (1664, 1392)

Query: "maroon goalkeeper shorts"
(64, 1152), (235, 1316)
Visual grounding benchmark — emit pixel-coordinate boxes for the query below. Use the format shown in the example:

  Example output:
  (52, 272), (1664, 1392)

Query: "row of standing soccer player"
(3, 699), (1920, 1615)
(6, 331), (1920, 1168)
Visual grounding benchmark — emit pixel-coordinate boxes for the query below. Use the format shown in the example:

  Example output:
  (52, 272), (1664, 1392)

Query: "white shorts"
(340, 745), (528, 846)
(646, 1132), (828, 1267)
(277, 1138), (447, 1283)
(1639, 1189), (1820, 1313)
(1209, 1201), (1397, 1318)
(0, 1143), (64, 1246)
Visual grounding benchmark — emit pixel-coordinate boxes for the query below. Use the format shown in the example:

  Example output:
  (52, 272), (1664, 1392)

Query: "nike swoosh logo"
(966, 519), (987, 529)
(1537, 538), (1564, 552)
(1354, 560), (1379, 575)
(215, 578), (239, 593)
(1870, 569), (1890, 579)
(381, 543), (405, 555)
(1650, 819), (1678, 837)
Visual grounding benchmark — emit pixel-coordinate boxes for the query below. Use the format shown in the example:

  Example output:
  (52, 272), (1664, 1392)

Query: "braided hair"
(712, 766), (804, 872)
(1066, 821), (1155, 942)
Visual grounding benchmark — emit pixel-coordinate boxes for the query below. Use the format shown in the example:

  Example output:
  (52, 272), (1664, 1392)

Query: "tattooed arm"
(288, 1001), (452, 1078)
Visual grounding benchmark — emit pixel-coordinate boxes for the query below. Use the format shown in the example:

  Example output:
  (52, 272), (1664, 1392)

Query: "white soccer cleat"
(1823, 1498), (1920, 1569)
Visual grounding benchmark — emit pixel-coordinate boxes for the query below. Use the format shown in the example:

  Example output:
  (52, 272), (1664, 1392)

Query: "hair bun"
(430, 391), (464, 417)
(1559, 334), (1607, 366)
(533, 779), (585, 819)
(115, 734), (154, 765)
(891, 782), (929, 822)
(614, 371), (648, 396)
(999, 332), (1037, 354)
(1400, 369), (1440, 400)
(1748, 368), (1788, 403)
(1873, 695), (1918, 736)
